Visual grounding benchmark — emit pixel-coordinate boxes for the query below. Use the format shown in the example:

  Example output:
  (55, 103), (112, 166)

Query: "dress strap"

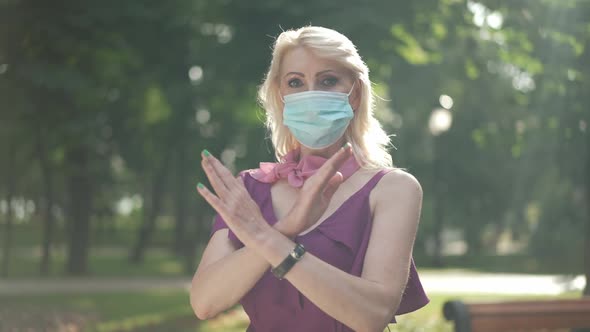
(358, 168), (394, 193)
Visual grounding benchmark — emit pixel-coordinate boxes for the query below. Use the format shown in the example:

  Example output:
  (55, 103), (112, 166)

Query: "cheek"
(348, 96), (358, 112)
(350, 89), (361, 111)
(277, 87), (286, 106)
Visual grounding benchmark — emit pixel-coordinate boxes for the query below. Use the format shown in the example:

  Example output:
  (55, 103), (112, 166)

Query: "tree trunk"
(129, 103), (184, 264)
(577, 111), (590, 332)
(184, 200), (207, 275)
(1, 146), (16, 277)
(432, 196), (444, 267)
(129, 157), (170, 264)
(584, 131), (590, 296)
(173, 139), (188, 255)
(35, 123), (56, 276)
(464, 217), (483, 256)
(432, 135), (445, 267)
(65, 145), (93, 275)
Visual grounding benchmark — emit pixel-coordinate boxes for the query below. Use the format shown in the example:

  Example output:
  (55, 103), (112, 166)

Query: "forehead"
(280, 46), (346, 76)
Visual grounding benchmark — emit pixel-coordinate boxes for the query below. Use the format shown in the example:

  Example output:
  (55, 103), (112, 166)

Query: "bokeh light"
(429, 107), (453, 136)
(188, 66), (203, 83)
(439, 94), (454, 109)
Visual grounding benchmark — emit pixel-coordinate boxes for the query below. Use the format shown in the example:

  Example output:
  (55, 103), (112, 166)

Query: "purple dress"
(210, 169), (429, 331)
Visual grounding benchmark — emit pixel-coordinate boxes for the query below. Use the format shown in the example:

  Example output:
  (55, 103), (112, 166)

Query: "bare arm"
(248, 171), (422, 332)
(190, 150), (306, 320)
(195, 148), (422, 331)
(190, 221), (293, 319)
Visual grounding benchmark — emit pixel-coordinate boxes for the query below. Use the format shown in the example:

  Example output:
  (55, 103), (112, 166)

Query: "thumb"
(322, 172), (344, 201)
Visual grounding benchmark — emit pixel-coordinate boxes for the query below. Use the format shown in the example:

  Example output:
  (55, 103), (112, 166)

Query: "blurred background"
(0, 0), (588, 331)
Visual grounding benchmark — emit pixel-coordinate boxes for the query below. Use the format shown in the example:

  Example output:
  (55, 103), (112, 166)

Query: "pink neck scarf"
(250, 148), (360, 188)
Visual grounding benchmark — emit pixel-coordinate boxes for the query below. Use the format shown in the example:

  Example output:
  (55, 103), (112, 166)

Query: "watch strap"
(271, 243), (306, 280)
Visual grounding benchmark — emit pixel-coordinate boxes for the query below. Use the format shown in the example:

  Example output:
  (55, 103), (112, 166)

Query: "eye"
(288, 78), (303, 88)
(320, 76), (339, 87)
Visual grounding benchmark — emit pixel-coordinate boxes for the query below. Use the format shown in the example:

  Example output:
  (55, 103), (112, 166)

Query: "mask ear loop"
(346, 81), (357, 96)
(347, 81), (357, 114)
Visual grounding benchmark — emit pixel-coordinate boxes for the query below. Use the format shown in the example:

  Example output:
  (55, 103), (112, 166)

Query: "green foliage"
(1, 291), (579, 331)
(0, 290), (194, 332)
(390, 24), (433, 65)
(0, 0), (588, 286)
(144, 86), (172, 125)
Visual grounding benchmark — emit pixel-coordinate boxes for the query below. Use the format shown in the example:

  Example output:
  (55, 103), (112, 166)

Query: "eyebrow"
(283, 70), (337, 79)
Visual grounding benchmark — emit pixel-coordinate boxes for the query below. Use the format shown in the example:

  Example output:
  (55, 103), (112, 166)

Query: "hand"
(277, 144), (353, 237)
(196, 150), (269, 246)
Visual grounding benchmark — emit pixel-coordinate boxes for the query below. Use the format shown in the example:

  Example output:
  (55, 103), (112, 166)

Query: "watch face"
(292, 244), (305, 259)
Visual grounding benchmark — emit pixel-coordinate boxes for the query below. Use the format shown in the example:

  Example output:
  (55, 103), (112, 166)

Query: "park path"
(419, 271), (584, 295)
(0, 272), (585, 296)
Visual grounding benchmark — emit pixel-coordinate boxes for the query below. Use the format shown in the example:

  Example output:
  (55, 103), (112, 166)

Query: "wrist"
(271, 243), (306, 280)
(273, 218), (298, 239)
(251, 222), (295, 267)
(246, 220), (273, 247)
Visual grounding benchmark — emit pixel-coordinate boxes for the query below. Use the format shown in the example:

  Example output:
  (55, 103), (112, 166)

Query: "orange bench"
(443, 298), (590, 332)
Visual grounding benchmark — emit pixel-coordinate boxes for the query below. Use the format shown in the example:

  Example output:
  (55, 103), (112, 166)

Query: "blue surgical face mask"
(282, 83), (355, 149)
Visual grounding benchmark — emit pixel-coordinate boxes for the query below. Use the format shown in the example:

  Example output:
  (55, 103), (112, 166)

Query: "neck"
(299, 137), (347, 159)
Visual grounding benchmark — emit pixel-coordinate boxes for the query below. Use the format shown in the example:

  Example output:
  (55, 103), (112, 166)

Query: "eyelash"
(287, 78), (303, 88)
(321, 77), (338, 86)
(287, 77), (340, 88)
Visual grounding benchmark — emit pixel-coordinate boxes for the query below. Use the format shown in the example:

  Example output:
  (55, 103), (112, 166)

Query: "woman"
(191, 26), (429, 332)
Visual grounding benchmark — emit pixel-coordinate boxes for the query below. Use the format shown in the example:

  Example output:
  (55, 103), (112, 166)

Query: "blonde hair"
(258, 26), (393, 169)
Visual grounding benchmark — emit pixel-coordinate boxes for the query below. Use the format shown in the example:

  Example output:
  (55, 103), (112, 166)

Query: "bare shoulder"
(374, 168), (423, 204)
(366, 169), (423, 235)
(375, 169), (422, 196)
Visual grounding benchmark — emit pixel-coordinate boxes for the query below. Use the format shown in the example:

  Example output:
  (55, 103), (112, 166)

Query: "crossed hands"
(196, 144), (353, 247)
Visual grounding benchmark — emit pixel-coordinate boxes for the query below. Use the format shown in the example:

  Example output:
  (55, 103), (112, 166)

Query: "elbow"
(195, 309), (213, 321)
(191, 303), (210, 320)
(356, 296), (399, 332)
(190, 292), (209, 320)
(190, 293), (216, 320)
(190, 281), (217, 320)
(356, 322), (386, 332)
(356, 311), (391, 332)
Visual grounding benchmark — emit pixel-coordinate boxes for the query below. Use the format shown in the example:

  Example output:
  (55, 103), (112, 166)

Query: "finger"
(322, 172), (344, 201)
(196, 183), (231, 221)
(201, 158), (229, 199)
(314, 143), (353, 189)
(204, 151), (241, 190)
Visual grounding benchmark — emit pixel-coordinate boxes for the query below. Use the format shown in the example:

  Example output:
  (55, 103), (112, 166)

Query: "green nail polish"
(202, 149), (211, 157)
(197, 182), (205, 189)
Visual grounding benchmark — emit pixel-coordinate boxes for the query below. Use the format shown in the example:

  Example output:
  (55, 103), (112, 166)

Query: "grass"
(414, 253), (583, 275)
(391, 291), (582, 332)
(0, 290), (196, 331)
(0, 290), (582, 332)
(4, 222), (198, 279)
(7, 223), (583, 279)
(7, 219), (179, 247)
(6, 249), (583, 280)
(3, 248), (189, 279)
(3, 225), (585, 330)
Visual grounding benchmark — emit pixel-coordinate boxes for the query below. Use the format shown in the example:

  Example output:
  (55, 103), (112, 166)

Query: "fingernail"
(197, 182), (205, 190)
(342, 142), (352, 150)
(202, 149), (211, 157)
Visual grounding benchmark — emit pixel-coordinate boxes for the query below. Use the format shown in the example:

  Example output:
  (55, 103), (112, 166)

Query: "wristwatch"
(271, 243), (306, 280)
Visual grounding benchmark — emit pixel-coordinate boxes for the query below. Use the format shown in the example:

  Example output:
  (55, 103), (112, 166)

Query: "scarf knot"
(250, 148), (360, 187)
